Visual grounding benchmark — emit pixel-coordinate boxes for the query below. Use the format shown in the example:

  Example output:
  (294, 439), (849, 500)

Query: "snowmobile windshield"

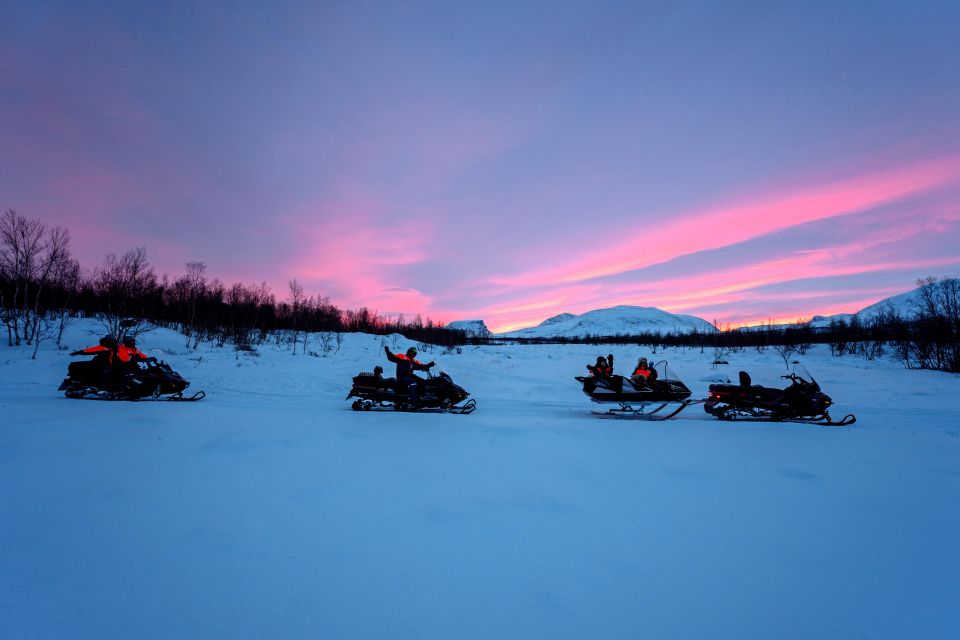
(439, 372), (452, 383)
(791, 364), (815, 384)
(654, 360), (681, 381)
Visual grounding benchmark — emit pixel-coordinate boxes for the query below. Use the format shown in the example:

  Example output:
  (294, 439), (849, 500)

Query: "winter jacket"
(117, 345), (149, 363)
(72, 344), (115, 365)
(384, 347), (433, 380)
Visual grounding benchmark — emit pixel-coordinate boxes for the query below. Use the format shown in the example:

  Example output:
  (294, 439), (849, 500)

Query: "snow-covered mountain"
(498, 305), (716, 338)
(446, 319), (492, 338)
(807, 287), (926, 328)
(855, 288), (923, 321)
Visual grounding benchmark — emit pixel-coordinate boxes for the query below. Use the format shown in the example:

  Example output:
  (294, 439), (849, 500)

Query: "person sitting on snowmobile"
(118, 336), (150, 366)
(384, 346), (435, 404)
(587, 355), (613, 380)
(71, 335), (118, 362)
(371, 366), (394, 391)
(70, 336), (118, 385)
(630, 357), (658, 388)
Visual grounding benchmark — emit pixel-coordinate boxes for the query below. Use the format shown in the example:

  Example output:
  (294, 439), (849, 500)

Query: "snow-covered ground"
(2, 321), (958, 639)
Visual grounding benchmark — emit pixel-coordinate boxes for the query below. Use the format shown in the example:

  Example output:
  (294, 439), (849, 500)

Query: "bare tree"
(773, 344), (797, 369)
(93, 247), (157, 339)
(54, 258), (82, 347)
(711, 346), (731, 370)
(0, 210), (74, 350)
(182, 260), (207, 347)
(288, 279), (304, 354)
(0, 209), (45, 345)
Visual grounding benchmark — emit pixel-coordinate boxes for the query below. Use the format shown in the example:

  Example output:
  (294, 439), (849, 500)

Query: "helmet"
(406, 347), (418, 358)
(638, 357), (648, 367)
(122, 336), (136, 348)
(99, 335), (118, 348)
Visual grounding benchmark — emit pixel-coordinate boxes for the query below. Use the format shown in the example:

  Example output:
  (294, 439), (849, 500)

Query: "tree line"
(0, 209), (466, 358)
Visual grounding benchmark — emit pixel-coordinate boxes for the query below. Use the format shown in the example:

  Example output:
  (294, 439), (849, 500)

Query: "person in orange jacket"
(631, 357), (658, 388)
(117, 336), (150, 364)
(384, 346), (434, 404)
(70, 335), (119, 385)
(587, 354), (614, 379)
(71, 335), (118, 361)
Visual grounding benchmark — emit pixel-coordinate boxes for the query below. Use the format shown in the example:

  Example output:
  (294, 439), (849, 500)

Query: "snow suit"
(631, 363), (658, 388)
(117, 345), (149, 363)
(70, 343), (118, 387)
(384, 347), (434, 404)
(587, 356), (613, 379)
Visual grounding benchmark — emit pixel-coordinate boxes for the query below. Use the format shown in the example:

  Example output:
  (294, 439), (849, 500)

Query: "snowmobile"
(576, 360), (698, 420)
(704, 366), (854, 426)
(346, 366), (476, 414)
(59, 356), (205, 401)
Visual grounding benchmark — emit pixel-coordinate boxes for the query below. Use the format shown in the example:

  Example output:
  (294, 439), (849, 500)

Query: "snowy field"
(2, 321), (958, 639)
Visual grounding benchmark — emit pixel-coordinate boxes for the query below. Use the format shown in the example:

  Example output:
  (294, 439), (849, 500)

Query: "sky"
(2, 0), (959, 332)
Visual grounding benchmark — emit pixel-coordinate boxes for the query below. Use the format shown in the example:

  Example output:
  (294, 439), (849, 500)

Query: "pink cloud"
(280, 189), (436, 314)
(488, 155), (960, 289)
(473, 206), (960, 332)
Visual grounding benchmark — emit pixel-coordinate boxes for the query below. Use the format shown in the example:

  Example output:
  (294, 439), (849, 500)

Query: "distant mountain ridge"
(446, 320), (492, 337)
(807, 287), (925, 329)
(497, 305), (716, 338)
(449, 284), (940, 339)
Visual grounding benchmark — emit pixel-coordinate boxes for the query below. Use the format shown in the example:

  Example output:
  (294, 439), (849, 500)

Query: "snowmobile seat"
(67, 359), (110, 384)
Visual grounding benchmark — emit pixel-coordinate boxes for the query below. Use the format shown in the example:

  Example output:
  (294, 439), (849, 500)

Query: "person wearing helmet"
(587, 355), (613, 380)
(631, 357), (658, 388)
(384, 345), (435, 405)
(71, 335), (118, 360)
(70, 335), (119, 386)
(118, 336), (150, 364)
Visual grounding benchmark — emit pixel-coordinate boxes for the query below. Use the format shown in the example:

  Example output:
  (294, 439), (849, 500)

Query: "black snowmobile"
(576, 360), (697, 420)
(346, 366), (476, 414)
(704, 366), (854, 426)
(60, 353), (204, 401)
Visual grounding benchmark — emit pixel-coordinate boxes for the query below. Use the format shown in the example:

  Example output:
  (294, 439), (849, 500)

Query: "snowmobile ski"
(708, 406), (856, 426)
(63, 387), (206, 402)
(350, 397), (477, 415)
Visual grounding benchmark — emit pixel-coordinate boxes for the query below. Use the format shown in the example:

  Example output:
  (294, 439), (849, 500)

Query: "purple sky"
(3, 1), (959, 331)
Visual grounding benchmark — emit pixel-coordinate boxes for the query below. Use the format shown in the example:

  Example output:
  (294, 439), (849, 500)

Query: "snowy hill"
(855, 288), (923, 321)
(807, 287), (925, 329)
(447, 319), (492, 337)
(499, 305), (716, 338)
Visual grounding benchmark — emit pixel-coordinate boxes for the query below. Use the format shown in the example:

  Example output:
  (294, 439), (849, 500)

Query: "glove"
(426, 361), (436, 369)
(148, 357), (158, 364)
